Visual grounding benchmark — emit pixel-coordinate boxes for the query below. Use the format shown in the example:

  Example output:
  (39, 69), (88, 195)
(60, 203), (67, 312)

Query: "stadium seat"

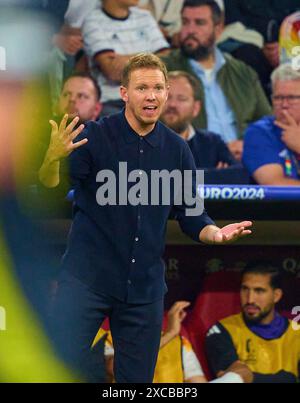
(184, 271), (241, 379)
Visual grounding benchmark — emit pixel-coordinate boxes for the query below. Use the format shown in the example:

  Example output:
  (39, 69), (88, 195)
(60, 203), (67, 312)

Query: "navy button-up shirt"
(62, 111), (214, 303)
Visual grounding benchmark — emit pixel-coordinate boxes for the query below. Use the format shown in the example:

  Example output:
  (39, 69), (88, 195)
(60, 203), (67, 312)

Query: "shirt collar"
(120, 109), (160, 147)
(186, 125), (196, 141)
(189, 46), (226, 77)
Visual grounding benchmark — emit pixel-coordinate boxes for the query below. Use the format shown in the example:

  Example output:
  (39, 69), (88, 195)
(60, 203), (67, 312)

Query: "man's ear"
(120, 86), (128, 102)
(274, 288), (283, 304)
(165, 85), (170, 102)
(215, 21), (224, 41)
(192, 100), (201, 118)
(93, 102), (103, 120)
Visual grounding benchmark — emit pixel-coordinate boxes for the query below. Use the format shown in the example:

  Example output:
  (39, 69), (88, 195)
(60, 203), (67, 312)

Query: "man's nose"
(281, 98), (290, 107)
(247, 290), (256, 304)
(146, 91), (156, 101)
(184, 22), (196, 36)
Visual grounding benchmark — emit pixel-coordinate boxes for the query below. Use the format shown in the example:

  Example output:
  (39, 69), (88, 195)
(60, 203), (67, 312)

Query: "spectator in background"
(48, 0), (99, 108)
(82, 0), (170, 116)
(54, 72), (102, 124)
(161, 71), (236, 169)
(94, 301), (252, 383)
(279, 12), (300, 65)
(162, 0), (271, 161)
(206, 263), (300, 383)
(138, 0), (185, 46)
(138, 0), (224, 48)
(223, 0), (299, 69)
(243, 64), (300, 186)
(219, 1), (300, 99)
(38, 72), (102, 192)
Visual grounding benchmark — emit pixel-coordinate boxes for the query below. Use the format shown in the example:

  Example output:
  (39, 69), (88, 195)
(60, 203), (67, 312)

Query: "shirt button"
(140, 149), (144, 154)
(135, 237), (139, 242)
(137, 215), (141, 220)
(131, 258), (136, 263)
(128, 280), (132, 285)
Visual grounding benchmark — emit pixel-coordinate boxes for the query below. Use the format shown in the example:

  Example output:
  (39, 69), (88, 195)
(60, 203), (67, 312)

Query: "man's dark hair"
(64, 72), (102, 101)
(182, 0), (223, 25)
(242, 261), (283, 290)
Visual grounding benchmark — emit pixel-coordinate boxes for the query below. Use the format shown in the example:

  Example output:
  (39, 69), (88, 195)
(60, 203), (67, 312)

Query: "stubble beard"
(180, 34), (216, 61)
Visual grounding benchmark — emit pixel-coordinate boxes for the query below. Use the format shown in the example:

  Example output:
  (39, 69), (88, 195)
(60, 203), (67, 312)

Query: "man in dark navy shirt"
(161, 71), (250, 184)
(161, 70), (236, 169)
(39, 53), (252, 382)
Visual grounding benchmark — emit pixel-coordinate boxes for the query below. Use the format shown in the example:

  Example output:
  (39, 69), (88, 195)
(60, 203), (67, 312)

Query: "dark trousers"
(50, 271), (164, 383)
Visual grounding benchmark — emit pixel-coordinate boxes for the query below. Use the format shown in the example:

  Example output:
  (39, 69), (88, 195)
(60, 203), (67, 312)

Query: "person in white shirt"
(82, 0), (170, 116)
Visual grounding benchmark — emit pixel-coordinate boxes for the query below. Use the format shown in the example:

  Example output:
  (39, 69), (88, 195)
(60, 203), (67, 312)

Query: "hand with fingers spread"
(200, 221), (253, 244)
(46, 114), (87, 163)
(39, 114), (87, 188)
(275, 111), (300, 154)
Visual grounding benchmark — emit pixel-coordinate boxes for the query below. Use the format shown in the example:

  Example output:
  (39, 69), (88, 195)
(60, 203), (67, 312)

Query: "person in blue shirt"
(39, 53), (252, 383)
(243, 63), (300, 185)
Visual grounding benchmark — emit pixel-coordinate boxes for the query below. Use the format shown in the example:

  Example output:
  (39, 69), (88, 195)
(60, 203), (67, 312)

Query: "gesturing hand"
(46, 114), (87, 162)
(275, 111), (300, 154)
(165, 301), (191, 338)
(213, 221), (252, 244)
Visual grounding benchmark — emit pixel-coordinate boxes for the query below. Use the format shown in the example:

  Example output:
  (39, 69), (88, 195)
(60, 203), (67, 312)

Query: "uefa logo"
(0, 306), (6, 331)
(0, 46), (6, 71)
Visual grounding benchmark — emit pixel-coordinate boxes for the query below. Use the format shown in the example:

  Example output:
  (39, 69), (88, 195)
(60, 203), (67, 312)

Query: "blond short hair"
(121, 53), (168, 87)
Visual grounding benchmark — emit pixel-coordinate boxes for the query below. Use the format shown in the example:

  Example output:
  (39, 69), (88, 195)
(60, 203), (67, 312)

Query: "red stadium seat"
(184, 271), (241, 379)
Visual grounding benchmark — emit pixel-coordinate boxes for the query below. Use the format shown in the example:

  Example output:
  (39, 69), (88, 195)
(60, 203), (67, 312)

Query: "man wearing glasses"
(243, 63), (300, 185)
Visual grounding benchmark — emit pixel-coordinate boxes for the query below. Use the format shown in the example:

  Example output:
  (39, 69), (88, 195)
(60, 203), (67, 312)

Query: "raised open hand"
(46, 114), (87, 162)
